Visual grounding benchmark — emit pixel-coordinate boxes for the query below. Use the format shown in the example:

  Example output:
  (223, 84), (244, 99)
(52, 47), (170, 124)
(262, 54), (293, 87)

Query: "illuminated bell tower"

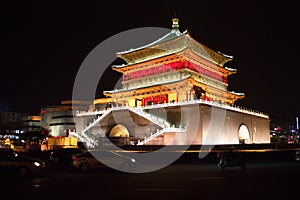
(104, 18), (244, 107)
(74, 17), (270, 147)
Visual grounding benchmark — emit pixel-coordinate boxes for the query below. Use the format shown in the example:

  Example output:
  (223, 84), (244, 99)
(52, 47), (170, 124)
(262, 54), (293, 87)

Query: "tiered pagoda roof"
(113, 18), (234, 70)
(103, 18), (244, 105)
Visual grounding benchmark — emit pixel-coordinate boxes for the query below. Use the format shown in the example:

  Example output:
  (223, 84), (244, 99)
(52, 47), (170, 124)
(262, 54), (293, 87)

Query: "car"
(0, 148), (46, 177)
(49, 147), (86, 164)
(71, 150), (137, 172)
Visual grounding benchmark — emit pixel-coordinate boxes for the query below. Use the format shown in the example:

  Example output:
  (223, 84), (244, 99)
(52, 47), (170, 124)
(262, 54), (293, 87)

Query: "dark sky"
(1, 0), (299, 125)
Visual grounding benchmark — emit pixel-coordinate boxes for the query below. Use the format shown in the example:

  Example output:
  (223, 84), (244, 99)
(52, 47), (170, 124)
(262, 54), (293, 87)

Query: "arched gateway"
(238, 124), (250, 144)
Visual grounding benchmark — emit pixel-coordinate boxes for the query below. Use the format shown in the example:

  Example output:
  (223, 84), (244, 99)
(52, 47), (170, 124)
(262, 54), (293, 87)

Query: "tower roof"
(116, 18), (233, 67)
(103, 75), (244, 102)
(117, 18), (184, 55)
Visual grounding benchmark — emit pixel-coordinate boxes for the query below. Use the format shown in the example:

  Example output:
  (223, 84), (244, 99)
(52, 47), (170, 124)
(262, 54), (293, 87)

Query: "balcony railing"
(76, 99), (269, 119)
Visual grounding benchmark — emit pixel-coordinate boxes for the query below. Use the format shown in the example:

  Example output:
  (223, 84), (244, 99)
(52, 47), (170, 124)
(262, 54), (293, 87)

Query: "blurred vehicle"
(71, 150), (137, 172)
(218, 156), (247, 170)
(0, 148), (46, 177)
(49, 147), (86, 164)
(217, 150), (247, 170)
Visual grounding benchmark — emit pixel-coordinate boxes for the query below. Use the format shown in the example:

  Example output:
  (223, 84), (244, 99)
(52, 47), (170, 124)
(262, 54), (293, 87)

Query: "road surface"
(1, 151), (299, 200)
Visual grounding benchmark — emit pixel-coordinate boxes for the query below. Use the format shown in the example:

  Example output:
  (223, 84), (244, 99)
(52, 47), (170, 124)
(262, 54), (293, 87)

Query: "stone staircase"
(136, 126), (186, 145)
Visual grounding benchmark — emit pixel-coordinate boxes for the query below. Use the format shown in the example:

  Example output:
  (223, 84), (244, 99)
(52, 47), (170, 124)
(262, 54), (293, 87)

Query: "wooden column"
(185, 90), (189, 101)
(142, 98), (145, 106)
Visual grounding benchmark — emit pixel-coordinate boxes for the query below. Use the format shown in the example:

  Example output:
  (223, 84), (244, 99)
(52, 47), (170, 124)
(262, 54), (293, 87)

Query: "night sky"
(1, 0), (299, 126)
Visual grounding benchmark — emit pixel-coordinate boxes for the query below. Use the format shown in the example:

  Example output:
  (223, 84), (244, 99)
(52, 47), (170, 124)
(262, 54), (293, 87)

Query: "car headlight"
(34, 162), (41, 167)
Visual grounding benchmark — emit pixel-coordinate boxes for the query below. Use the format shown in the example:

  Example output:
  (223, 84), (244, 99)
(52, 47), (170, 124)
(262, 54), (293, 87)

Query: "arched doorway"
(109, 125), (130, 146)
(238, 124), (250, 144)
(109, 124), (130, 138)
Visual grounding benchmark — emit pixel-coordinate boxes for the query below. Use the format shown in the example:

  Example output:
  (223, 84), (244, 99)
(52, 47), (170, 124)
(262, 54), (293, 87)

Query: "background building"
(21, 115), (41, 132)
(0, 111), (29, 132)
(41, 100), (91, 137)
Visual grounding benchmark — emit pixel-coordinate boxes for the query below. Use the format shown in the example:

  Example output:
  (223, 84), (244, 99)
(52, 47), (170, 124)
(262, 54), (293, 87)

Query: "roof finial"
(172, 14), (179, 30)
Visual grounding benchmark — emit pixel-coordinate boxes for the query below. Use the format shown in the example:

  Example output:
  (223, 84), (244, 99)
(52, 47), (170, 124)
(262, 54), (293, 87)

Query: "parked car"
(71, 150), (137, 172)
(0, 148), (46, 177)
(49, 147), (86, 164)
